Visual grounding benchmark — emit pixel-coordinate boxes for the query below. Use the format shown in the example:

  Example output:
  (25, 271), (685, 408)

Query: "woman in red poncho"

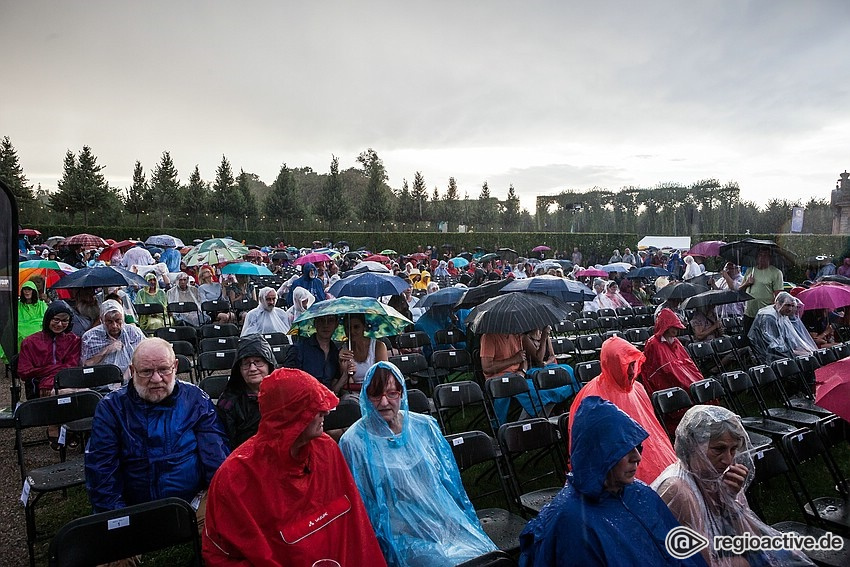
(203, 368), (386, 566)
(568, 336), (676, 485)
(641, 308), (703, 397)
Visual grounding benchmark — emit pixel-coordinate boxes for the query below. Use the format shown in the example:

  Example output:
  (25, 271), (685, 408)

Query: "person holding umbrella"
(740, 247), (784, 334)
(335, 313), (389, 397)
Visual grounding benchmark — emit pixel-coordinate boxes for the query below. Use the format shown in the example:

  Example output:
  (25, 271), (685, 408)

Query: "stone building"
(831, 171), (850, 234)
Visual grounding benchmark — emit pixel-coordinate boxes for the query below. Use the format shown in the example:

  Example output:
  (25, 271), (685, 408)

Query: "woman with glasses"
(339, 361), (497, 566)
(217, 334), (277, 449)
(18, 301), (81, 400)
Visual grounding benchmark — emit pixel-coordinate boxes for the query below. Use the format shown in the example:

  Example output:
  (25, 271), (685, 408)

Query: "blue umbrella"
(501, 275), (595, 302)
(50, 266), (149, 289)
(599, 262), (634, 273)
(328, 272), (410, 298)
(220, 262), (273, 276)
(417, 286), (467, 309)
(449, 256), (469, 268)
(627, 266), (672, 279)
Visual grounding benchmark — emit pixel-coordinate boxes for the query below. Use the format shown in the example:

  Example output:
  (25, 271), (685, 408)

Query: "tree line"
(1, 135), (834, 236)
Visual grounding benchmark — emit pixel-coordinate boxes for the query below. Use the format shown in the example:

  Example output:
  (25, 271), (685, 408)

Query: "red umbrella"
(98, 239), (141, 262)
(815, 358), (850, 422)
(62, 233), (108, 248)
(19, 228), (41, 237)
(293, 252), (332, 266)
(408, 252), (430, 261)
(575, 268), (609, 278)
(687, 240), (727, 258)
(796, 283), (850, 311)
(532, 245), (551, 253)
(364, 254), (391, 263)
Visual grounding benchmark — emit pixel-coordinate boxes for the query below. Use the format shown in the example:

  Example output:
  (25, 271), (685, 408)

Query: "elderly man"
(120, 243), (155, 270)
(748, 291), (817, 364)
(202, 368), (386, 566)
(167, 272), (204, 326)
(520, 396), (707, 566)
(85, 338), (230, 516)
(240, 287), (293, 337)
(740, 247), (784, 334)
(81, 299), (146, 382)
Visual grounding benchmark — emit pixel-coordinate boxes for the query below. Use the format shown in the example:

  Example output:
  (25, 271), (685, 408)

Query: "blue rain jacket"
(339, 361), (497, 566)
(519, 396), (708, 567)
(287, 261), (327, 304)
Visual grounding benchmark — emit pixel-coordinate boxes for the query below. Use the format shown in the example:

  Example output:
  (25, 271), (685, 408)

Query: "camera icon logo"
(665, 525), (709, 559)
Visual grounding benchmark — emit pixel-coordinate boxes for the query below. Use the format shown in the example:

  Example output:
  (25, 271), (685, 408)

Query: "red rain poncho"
(202, 368), (386, 566)
(640, 308), (703, 397)
(569, 336), (676, 484)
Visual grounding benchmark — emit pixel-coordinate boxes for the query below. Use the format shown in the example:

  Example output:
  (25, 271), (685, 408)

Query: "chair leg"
(25, 502), (37, 567)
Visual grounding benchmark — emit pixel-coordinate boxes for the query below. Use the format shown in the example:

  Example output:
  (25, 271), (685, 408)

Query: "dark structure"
(831, 171), (850, 234)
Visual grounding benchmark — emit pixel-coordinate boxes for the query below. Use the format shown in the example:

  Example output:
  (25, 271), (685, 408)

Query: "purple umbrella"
(532, 245), (551, 253)
(687, 240), (727, 258)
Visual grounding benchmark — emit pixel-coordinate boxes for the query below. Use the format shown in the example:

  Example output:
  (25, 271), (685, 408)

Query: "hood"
(301, 262), (316, 279)
(291, 287), (315, 317)
(358, 361), (410, 446)
(227, 334), (276, 392)
(42, 300), (74, 335)
(21, 280), (38, 293)
(598, 336), (645, 393)
(256, 368), (338, 459)
(257, 286), (275, 311)
(570, 396), (648, 498)
(653, 307), (685, 338)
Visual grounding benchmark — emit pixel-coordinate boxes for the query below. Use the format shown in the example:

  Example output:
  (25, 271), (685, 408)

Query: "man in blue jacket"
(519, 396), (708, 566)
(287, 261), (326, 305)
(85, 337), (230, 523)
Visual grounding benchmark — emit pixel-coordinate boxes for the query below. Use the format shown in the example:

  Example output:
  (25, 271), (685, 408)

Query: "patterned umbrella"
(184, 238), (250, 266)
(290, 297), (412, 341)
(62, 233), (109, 248)
(18, 260), (77, 292)
(98, 239), (141, 263)
(466, 292), (571, 335)
(50, 266), (149, 289)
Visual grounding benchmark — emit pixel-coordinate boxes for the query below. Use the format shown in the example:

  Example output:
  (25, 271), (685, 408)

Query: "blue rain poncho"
(519, 396), (708, 567)
(339, 361), (497, 566)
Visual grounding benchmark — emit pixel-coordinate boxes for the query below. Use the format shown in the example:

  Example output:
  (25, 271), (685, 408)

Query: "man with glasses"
(85, 337), (230, 525)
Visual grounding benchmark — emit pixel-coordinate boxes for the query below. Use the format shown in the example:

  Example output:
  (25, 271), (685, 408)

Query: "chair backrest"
(54, 365), (123, 391)
(575, 334), (602, 357)
(270, 344), (292, 365)
(134, 302), (164, 316)
(175, 354), (194, 378)
(446, 429), (498, 469)
(552, 320), (575, 336)
(200, 336), (239, 353)
(597, 308), (616, 318)
(47, 497), (201, 567)
(550, 337), (575, 357)
(575, 318), (598, 332)
(433, 381), (493, 435)
(615, 306), (634, 317)
(232, 298), (259, 313)
(201, 299), (231, 314)
(198, 350), (236, 376)
(814, 348), (838, 366)
(575, 360), (601, 383)
(167, 301), (201, 315)
(596, 316), (619, 332)
(651, 387), (693, 417)
(531, 366), (573, 392)
(396, 331), (431, 349)
(155, 326), (197, 344)
(435, 328), (465, 346)
(389, 353), (429, 375)
(498, 418), (566, 504)
(689, 378), (726, 405)
(624, 327), (650, 346)
(169, 340), (196, 359)
(484, 373), (530, 400)
(199, 374), (229, 400)
(407, 388), (432, 414)
(199, 323), (239, 339)
(15, 391), (102, 429)
(323, 398), (361, 431)
(261, 332), (290, 346)
(432, 348), (471, 370)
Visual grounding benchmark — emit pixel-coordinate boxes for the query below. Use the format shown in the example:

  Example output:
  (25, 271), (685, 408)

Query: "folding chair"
(688, 377), (727, 405)
(687, 341), (720, 376)
(261, 332), (291, 346)
(396, 330), (431, 351)
(435, 328), (466, 348)
(155, 325), (198, 346)
(498, 418), (567, 515)
(175, 354), (195, 383)
(270, 344), (293, 366)
(550, 337), (576, 364)
(814, 348), (838, 367)
(389, 353), (432, 392)
(432, 348), (472, 383)
(574, 334), (602, 361)
(596, 308), (616, 318)
(774, 356), (817, 402)
(552, 320), (575, 338)
(201, 299), (231, 323)
(596, 316), (620, 335)
(650, 387), (693, 441)
(530, 366), (578, 418)
(407, 388), (433, 415)
(323, 397), (362, 431)
(54, 364), (123, 440)
(232, 298), (259, 314)
(711, 336), (745, 371)
(47, 497), (202, 567)
(455, 551), (518, 567)
(198, 323), (239, 339)
(748, 365), (834, 433)
(169, 340), (197, 367)
(721, 370), (806, 442)
(134, 303), (165, 335)
(446, 430), (528, 552)
(433, 381), (496, 436)
(575, 318), (599, 335)
(199, 336), (239, 353)
(15, 391), (102, 567)
(199, 374), (229, 401)
(624, 327), (650, 349)
(167, 301), (203, 326)
(574, 360), (601, 385)
(197, 350), (236, 379)
(615, 306), (635, 317)
(484, 373), (542, 424)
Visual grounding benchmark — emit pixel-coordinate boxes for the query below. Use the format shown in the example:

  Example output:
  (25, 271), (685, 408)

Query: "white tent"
(637, 236), (691, 251)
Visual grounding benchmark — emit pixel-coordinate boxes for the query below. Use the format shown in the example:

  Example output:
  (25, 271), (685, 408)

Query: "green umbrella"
(184, 238), (250, 266)
(289, 297), (412, 342)
(380, 249), (399, 256)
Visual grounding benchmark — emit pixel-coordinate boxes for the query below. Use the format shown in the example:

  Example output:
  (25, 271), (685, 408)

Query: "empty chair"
(396, 330), (431, 351)
(814, 347), (838, 366)
(498, 418), (566, 515)
(200, 336), (240, 353)
(432, 348), (472, 383)
(575, 360), (602, 384)
(596, 308), (616, 318)
(323, 397), (362, 431)
(484, 373), (541, 425)
(711, 336), (745, 371)
(260, 332), (291, 346)
(575, 318), (599, 334)
(199, 374), (229, 400)
(615, 306), (635, 317)
(435, 328), (466, 347)
(575, 334), (602, 361)
(624, 327), (650, 349)
(433, 381), (496, 436)
(688, 377), (726, 405)
(552, 320), (576, 337)
(550, 337), (576, 363)
(270, 344), (293, 366)
(721, 370), (806, 442)
(596, 316), (619, 334)
(154, 325), (197, 346)
(169, 340), (196, 364)
(389, 353), (432, 391)
(650, 387), (693, 440)
(407, 388), (433, 415)
(531, 366), (580, 417)
(199, 323), (239, 339)
(175, 354), (195, 382)
(198, 350), (236, 379)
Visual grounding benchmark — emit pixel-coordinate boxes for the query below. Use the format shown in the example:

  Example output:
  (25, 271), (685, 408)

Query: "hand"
(722, 463), (748, 492)
(109, 341), (124, 354)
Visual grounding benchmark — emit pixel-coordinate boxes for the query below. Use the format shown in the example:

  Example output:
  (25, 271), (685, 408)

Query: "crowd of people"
(10, 233), (849, 565)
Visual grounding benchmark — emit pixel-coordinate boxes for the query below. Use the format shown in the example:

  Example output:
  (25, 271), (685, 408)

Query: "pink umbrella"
(687, 240), (727, 258)
(532, 245), (551, 253)
(293, 252), (332, 266)
(575, 268), (609, 278)
(815, 358), (850, 422)
(796, 283), (850, 311)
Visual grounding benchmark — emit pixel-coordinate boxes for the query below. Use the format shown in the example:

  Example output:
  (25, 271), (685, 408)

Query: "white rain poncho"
(240, 287), (292, 337)
(652, 405), (813, 566)
(339, 361), (497, 566)
(748, 292), (817, 363)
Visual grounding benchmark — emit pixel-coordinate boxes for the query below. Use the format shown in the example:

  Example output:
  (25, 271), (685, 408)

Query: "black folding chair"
(199, 336), (240, 353)
(198, 350), (236, 379)
(54, 364), (123, 440)
(574, 360), (601, 385)
(199, 374), (229, 401)
(530, 366), (578, 418)
(407, 388), (433, 415)
(433, 381), (496, 436)
(323, 397), (362, 431)
(650, 387), (693, 441)
(198, 322), (239, 339)
(47, 497), (202, 567)
(201, 299), (231, 323)
(432, 348), (472, 383)
(261, 332), (291, 346)
(167, 301), (203, 326)
(15, 392), (102, 567)
(155, 325), (198, 346)
(484, 372), (542, 423)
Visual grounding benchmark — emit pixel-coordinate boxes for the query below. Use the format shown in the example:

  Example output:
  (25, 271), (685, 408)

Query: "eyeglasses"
(50, 317), (71, 324)
(240, 359), (267, 370)
(368, 390), (401, 402)
(135, 365), (175, 379)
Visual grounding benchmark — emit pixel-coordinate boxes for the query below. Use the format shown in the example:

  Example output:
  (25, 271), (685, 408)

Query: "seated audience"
(520, 396), (707, 566)
(748, 292), (817, 363)
(17, 280), (48, 349)
(335, 313), (389, 397)
(642, 308), (703, 397)
(291, 314), (343, 389)
(339, 362), (497, 565)
(135, 272), (171, 331)
(802, 307), (839, 348)
(689, 304), (724, 342)
(81, 299), (145, 382)
(18, 301), (81, 399)
(166, 272), (204, 326)
(203, 368), (386, 566)
(240, 287), (293, 337)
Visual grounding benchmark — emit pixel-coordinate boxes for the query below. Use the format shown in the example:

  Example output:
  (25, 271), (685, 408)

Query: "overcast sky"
(2, 1), (848, 213)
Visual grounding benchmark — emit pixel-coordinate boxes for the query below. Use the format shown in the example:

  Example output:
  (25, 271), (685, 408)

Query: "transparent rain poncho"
(339, 361), (497, 566)
(652, 405), (813, 566)
(748, 292), (816, 363)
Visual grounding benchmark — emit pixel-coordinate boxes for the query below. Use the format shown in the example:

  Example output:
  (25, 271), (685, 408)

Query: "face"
(369, 377), (402, 426)
(607, 284), (618, 294)
(200, 271), (212, 283)
(314, 315), (339, 340)
(604, 445), (642, 493)
(239, 356), (271, 389)
(663, 327), (679, 340)
(295, 410), (329, 445)
(132, 343), (177, 403)
(48, 312), (71, 334)
(706, 431), (740, 473)
(264, 291), (277, 308)
(177, 277), (189, 290)
(22, 287), (34, 300)
(778, 300), (795, 317)
(146, 277), (157, 290)
(757, 249), (771, 268)
(103, 311), (124, 338)
(347, 316), (365, 337)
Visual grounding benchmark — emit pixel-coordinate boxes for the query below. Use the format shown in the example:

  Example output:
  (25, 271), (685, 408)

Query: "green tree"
(358, 149), (393, 227)
(236, 169), (259, 231)
(49, 151), (78, 219)
(395, 178), (415, 225)
(475, 181), (497, 229)
(411, 171), (428, 221)
(316, 155), (348, 224)
(501, 184), (520, 230)
(125, 160), (148, 225)
(183, 165), (210, 229)
(265, 163), (305, 230)
(51, 146), (113, 225)
(149, 151), (181, 229)
(0, 136), (34, 203)
(443, 177), (460, 227)
(212, 155), (243, 229)
(431, 186), (441, 222)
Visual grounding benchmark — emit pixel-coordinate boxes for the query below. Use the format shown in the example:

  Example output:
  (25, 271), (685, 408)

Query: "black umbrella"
(479, 253), (500, 263)
(466, 292), (572, 335)
(653, 282), (709, 301)
(454, 279), (511, 310)
(680, 289), (753, 310)
(342, 261), (392, 277)
(820, 274), (850, 285)
(804, 255), (833, 267)
(50, 266), (149, 289)
(718, 239), (796, 267)
(458, 252), (473, 261)
(627, 266), (672, 279)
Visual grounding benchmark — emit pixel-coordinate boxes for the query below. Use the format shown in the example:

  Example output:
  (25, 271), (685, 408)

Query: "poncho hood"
(301, 262), (317, 279)
(654, 307), (685, 338)
(226, 334), (276, 393)
(358, 361), (410, 445)
(42, 300), (75, 335)
(21, 280), (38, 294)
(256, 368), (338, 467)
(570, 396), (648, 498)
(598, 336), (645, 392)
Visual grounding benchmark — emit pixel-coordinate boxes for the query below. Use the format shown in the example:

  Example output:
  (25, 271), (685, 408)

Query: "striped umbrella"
(18, 260), (77, 292)
(184, 238), (250, 266)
